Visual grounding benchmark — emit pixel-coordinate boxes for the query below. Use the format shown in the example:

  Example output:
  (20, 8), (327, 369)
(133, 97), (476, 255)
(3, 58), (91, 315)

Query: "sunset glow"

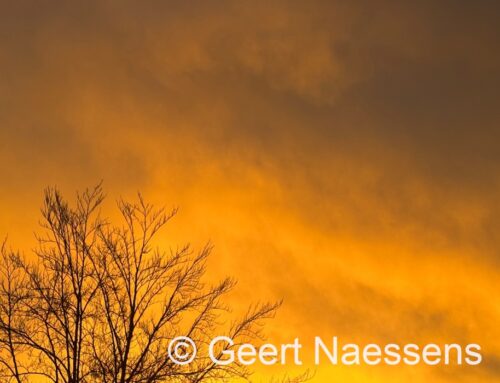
(1, 2), (499, 382)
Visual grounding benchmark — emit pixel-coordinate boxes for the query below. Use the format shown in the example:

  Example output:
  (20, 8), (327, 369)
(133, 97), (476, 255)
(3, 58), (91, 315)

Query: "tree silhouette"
(0, 185), (281, 383)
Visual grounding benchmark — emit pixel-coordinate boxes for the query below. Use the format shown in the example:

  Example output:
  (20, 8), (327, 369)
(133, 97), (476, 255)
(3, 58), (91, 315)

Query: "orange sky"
(0, 1), (499, 382)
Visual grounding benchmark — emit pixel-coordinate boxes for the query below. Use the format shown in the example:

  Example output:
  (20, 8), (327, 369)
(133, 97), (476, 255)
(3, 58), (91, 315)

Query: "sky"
(0, 1), (499, 382)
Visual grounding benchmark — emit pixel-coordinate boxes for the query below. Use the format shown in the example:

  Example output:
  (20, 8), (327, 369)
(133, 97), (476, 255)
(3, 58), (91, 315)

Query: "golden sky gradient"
(1, 1), (499, 382)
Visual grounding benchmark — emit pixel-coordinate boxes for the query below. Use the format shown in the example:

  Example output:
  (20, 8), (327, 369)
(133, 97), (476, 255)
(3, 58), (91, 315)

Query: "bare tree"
(0, 185), (280, 383)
